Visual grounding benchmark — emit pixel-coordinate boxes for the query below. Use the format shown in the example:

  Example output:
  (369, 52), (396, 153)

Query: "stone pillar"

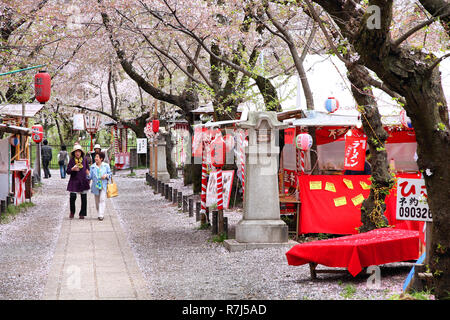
(156, 136), (170, 182)
(225, 111), (295, 252)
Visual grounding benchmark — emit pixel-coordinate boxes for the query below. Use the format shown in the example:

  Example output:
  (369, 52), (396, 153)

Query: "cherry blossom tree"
(306, 0), (449, 300)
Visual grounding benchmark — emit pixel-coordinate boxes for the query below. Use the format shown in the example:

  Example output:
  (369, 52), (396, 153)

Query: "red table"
(286, 228), (419, 277)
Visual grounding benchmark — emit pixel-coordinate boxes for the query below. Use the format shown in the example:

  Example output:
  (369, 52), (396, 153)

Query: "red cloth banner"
(298, 175), (370, 234)
(343, 134), (367, 171)
(286, 228), (419, 276)
(315, 126), (349, 145)
(284, 127), (295, 145)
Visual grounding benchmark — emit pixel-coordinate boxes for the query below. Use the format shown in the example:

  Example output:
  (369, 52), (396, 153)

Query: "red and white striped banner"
(300, 150), (305, 174)
(216, 167), (223, 210)
(239, 130), (246, 199)
(201, 143), (207, 217)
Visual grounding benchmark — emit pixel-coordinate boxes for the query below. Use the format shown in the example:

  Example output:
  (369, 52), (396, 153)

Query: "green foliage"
(198, 222), (210, 230)
(1, 202), (35, 224)
(210, 232), (227, 243)
(437, 122), (446, 131)
(389, 290), (433, 300)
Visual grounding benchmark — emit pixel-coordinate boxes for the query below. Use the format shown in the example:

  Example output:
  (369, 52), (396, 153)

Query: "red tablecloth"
(297, 174), (424, 235)
(286, 228), (419, 276)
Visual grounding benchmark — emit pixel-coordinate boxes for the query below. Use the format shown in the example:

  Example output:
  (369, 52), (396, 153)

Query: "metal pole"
(0, 64), (46, 77)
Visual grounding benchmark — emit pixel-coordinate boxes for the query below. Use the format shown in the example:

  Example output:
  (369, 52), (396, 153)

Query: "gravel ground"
(0, 168), (417, 300)
(0, 170), (67, 300)
(112, 169), (414, 300)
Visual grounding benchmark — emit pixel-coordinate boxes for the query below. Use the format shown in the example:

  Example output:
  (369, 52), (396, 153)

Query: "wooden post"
(212, 210), (218, 234)
(196, 202), (201, 222)
(224, 217), (228, 238)
(183, 195), (188, 213)
(149, 142), (153, 176)
(173, 188), (178, 205)
(165, 184), (169, 200)
(0, 200), (5, 214)
(177, 192), (182, 209)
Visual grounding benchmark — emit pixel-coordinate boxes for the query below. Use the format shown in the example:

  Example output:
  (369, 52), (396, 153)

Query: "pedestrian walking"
(41, 139), (52, 179)
(91, 144), (101, 163)
(87, 151), (111, 221)
(58, 145), (69, 179)
(67, 144), (90, 219)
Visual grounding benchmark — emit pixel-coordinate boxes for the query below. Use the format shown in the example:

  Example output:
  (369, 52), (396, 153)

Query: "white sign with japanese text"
(396, 178), (432, 222)
(137, 138), (147, 154)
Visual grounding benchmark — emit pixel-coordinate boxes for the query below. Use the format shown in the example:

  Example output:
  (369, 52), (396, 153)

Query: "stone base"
(235, 219), (289, 243)
(224, 239), (298, 252)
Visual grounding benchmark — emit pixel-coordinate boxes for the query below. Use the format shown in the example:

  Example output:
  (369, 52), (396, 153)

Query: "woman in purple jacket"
(67, 144), (91, 219)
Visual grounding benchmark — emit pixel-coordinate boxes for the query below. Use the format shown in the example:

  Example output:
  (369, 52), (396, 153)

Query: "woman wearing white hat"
(66, 144), (90, 219)
(91, 144), (102, 163)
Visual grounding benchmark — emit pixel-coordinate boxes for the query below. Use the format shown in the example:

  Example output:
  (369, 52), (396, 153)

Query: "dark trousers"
(42, 159), (51, 178)
(70, 192), (87, 216)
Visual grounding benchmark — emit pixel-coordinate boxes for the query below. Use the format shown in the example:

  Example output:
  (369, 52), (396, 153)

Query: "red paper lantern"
(152, 120), (160, 133)
(211, 136), (226, 168)
(34, 71), (51, 104)
(31, 124), (44, 143)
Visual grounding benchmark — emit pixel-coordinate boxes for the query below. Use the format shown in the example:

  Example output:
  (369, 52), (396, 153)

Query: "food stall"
(280, 110), (423, 237)
(0, 104), (44, 206)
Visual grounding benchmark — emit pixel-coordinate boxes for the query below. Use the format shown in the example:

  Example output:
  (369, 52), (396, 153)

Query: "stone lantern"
(225, 111), (295, 251)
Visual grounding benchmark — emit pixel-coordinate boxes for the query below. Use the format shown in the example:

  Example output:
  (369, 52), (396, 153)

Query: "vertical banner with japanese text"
(396, 178), (432, 222)
(343, 132), (367, 171)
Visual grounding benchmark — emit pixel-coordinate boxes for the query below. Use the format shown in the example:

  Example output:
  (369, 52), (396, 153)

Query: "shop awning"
(0, 104), (44, 118)
(286, 110), (362, 127)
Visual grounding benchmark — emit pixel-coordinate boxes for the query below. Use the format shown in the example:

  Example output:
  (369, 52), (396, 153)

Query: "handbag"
(107, 177), (118, 198)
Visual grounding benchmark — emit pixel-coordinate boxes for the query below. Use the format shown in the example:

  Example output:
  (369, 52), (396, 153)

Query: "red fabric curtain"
(297, 174), (424, 235)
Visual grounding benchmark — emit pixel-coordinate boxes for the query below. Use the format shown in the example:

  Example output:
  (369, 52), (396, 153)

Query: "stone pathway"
(42, 193), (150, 300)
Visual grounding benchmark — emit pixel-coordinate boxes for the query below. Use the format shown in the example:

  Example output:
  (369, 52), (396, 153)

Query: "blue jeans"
(60, 164), (67, 178)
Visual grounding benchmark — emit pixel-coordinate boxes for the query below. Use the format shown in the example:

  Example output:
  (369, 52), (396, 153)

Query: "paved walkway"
(42, 193), (150, 300)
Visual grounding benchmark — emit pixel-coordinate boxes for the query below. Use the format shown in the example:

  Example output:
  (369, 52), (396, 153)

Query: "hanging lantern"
(325, 97), (339, 113)
(34, 71), (51, 104)
(400, 109), (412, 128)
(295, 133), (313, 151)
(223, 134), (235, 152)
(211, 135), (226, 168)
(10, 135), (20, 147)
(84, 114), (101, 151)
(144, 121), (153, 138)
(83, 114), (101, 134)
(31, 124), (44, 143)
(152, 119), (160, 133)
(73, 114), (85, 131)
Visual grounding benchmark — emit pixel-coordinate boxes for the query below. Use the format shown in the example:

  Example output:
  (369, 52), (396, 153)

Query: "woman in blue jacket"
(87, 151), (111, 221)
